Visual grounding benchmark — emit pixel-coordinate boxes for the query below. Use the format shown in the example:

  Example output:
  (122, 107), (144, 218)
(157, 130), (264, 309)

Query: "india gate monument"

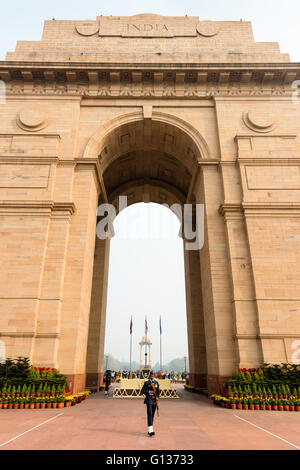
(0, 14), (300, 395)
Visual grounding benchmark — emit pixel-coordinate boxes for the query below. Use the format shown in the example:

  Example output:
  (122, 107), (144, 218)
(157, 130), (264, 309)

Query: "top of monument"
(5, 14), (290, 64)
(139, 335), (152, 345)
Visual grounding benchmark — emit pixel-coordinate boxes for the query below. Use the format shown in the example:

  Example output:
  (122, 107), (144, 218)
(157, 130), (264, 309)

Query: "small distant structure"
(139, 335), (152, 370)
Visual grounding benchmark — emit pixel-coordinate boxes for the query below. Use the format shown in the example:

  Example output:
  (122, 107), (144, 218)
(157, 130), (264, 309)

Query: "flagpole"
(160, 316), (162, 371)
(130, 315), (132, 374)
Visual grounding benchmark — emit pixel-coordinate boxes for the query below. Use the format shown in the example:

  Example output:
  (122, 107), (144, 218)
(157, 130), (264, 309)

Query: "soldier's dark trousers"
(146, 403), (156, 426)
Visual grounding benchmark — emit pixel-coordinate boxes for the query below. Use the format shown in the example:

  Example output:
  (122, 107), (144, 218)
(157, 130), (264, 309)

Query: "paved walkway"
(0, 385), (299, 450)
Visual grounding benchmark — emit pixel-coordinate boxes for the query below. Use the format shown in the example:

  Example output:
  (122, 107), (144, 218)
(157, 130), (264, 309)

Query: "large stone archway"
(1, 14), (300, 395)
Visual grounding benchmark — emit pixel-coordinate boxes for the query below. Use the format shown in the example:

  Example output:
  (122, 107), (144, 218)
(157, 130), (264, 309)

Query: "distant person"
(104, 370), (111, 396)
(141, 371), (160, 437)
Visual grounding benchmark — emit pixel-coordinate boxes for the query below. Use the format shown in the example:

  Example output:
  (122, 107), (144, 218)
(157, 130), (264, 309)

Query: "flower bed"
(184, 384), (195, 392)
(210, 394), (300, 411)
(211, 363), (300, 411)
(0, 357), (67, 394)
(0, 391), (91, 410)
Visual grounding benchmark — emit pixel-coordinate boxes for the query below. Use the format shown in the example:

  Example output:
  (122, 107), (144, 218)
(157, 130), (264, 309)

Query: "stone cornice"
(0, 200), (76, 217)
(1, 63), (299, 98)
(235, 333), (300, 339)
(1, 61), (300, 70)
(219, 202), (300, 218)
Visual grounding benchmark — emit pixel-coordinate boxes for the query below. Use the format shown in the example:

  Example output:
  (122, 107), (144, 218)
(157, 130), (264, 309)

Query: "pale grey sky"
(105, 203), (187, 365)
(1, 0), (299, 367)
(1, 0), (300, 60)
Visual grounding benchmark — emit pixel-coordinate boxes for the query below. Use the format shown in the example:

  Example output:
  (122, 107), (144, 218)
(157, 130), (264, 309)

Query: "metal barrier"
(113, 378), (179, 399)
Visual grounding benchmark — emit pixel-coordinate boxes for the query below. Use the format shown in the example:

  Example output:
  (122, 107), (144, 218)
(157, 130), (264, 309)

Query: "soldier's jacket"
(141, 379), (160, 405)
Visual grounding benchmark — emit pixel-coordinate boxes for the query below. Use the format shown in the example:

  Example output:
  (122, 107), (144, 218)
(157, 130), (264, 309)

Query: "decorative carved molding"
(3, 82), (295, 98)
(1, 64), (298, 99)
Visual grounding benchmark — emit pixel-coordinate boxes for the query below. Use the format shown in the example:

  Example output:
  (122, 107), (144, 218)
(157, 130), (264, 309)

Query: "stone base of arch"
(65, 373), (86, 394)
(207, 375), (230, 396)
(188, 373), (207, 390)
(85, 372), (103, 390)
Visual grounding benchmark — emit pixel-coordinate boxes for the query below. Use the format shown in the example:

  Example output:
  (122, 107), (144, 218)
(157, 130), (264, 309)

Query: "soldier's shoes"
(148, 432), (155, 436)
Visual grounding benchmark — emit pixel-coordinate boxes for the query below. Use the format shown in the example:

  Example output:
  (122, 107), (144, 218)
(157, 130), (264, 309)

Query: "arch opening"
(85, 115), (209, 391)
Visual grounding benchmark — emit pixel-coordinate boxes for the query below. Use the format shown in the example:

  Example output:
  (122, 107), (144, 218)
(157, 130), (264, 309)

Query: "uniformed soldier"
(141, 371), (160, 436)
(104, 369), (111, 396)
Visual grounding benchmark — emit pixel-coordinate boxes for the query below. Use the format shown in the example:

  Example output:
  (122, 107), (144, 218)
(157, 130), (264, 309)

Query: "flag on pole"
(145, 316), (148, 335)
(159, 316), (162, 335)
(130, 316), (133, 335)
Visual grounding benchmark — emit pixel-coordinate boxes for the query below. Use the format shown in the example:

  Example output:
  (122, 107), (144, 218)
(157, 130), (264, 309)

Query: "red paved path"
(0, 385), (299, 450)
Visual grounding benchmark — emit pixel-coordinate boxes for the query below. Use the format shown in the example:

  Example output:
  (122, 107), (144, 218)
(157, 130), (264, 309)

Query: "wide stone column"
(195, 165), (236, 395)
(219, 162), (262, 369)
(31, 202), (75, 367)
(85, 236), (110, 389)
(0, 202), (53, 360)
(57, 162), (100, 393)
(184, 246), (207, 389)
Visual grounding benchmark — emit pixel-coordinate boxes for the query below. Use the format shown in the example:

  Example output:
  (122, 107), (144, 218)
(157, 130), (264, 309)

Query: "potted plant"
(265, 399), (272, 411)
(65, 397), (72, 408)
(242, 397), (248, 410)
(253, 398), (260, 410)
(247, 396), (254, 410)
(3, 397), (9, 409)
(24, 397), (30, 409)
(35, 397), (40, 409)
(19, 397), (25, 409)
(236, 398), (242, 410)
(46, 397), (52, 409)
(37, 383), (43, 397)
(1, 384), (7, 398)
(52, 396), (58, 409)
(57, 395), (65, 408)
(0, 398), (3, 409)
(28, 396), (35, 409)
(230, 397), (237, 410)
(282, 399), (289, 411)
(21, 383), (27, 397)
(260, 399), (266, 411)
(295, 400), (300, 412)
(271, 399), (278, 411)
(40, 397), (46, 409)
(289, 399), (295, 412)
(276, 399), (282, 411)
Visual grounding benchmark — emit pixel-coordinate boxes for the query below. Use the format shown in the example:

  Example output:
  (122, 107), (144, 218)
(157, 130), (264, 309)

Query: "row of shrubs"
(0, 357), (67, 389)
(1, 382), (67, 396)
(228, 364), (300, 387)
(227, 383), (300, 398)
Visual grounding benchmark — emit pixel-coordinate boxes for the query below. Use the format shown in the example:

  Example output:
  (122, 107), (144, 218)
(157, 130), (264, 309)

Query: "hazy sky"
(1, 0), (300, 60)
(1, 0), (299, 367)
(105, 203), (187, 365)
